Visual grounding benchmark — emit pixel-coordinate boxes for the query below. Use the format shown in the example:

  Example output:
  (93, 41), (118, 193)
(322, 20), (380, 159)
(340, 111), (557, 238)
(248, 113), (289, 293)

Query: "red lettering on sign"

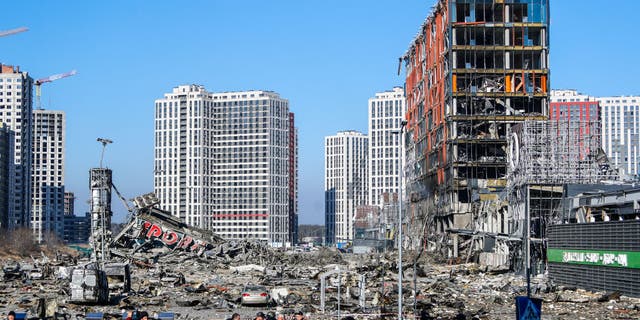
(139, 221), (152, 236)
(179, 236), (193, 249)
(146, 224), (163, 239)
(162, 231), (179, 246)
(190, 240), (201, 251)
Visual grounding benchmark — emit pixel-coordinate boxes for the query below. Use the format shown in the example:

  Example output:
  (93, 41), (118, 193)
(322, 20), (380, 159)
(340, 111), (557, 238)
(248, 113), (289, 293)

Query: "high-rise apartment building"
(64, 191), (75, 216)
(0, 125), (14, 230)
(550, 90), (600, 159)
(368, 87), (406, 207)
(63, 212), (90, 244)
(288, 112), (299, 245)
(324, 131), (368, 245)
(154, 85), (297, 246)
(596, 95), (640, 177)
(403, 0), (549, 255)
(0, 64), (33, 230)
(31, 109), (66, 241)
(550, 90), (598, 122)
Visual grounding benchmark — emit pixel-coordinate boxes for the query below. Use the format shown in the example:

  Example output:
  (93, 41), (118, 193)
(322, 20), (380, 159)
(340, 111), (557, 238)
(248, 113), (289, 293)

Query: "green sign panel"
(547, 248), (640, 269)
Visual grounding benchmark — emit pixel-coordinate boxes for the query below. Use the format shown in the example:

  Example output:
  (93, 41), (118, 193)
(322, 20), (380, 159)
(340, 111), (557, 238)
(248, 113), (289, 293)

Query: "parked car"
(240, 284), (270, 305)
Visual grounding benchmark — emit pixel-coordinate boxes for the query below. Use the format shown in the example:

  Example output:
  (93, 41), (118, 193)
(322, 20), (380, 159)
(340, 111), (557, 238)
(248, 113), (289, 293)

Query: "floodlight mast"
(97, 138), (113, 168)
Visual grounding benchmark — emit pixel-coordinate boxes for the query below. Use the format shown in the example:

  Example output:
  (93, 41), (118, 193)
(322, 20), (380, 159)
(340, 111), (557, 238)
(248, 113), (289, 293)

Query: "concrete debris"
(230, 264), (265, 274)
(1, 246), (639, 319)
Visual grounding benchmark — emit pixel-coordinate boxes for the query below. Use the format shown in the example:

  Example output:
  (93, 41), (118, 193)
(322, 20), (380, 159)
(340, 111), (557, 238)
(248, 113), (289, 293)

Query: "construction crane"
(34, 70), (77, 109)
(0, 27), (28, 38)
(97, 138), (112, 168)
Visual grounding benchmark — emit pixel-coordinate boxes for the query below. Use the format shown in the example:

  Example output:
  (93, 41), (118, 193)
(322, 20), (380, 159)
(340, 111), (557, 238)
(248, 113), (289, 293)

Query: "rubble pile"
(1, 243), (639, 319)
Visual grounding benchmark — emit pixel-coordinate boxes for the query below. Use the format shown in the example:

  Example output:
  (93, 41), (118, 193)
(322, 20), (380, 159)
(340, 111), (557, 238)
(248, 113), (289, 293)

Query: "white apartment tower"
(154, 85), (295, 246)
(368, 87), (406, 207)
(31, 110), (65, 241)
(596, 95), (640, 177)
(550, 89), (593, 103)
(325, 131), (368, 244)
(0, 65), (33, 230)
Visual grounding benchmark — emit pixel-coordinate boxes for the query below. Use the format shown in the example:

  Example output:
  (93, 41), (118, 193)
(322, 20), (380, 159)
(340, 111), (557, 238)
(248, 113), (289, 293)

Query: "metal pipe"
(526, 186), (531, 297)
(397, 121), (406, 320)
(337, 272), (341, 319)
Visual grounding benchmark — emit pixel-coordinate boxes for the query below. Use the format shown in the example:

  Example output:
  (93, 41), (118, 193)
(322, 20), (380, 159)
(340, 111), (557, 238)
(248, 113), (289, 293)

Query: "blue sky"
(1, 1), (639, 225)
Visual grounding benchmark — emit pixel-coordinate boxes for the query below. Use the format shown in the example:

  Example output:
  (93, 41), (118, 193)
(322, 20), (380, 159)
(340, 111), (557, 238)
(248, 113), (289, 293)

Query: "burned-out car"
(2, 261), (24, 281)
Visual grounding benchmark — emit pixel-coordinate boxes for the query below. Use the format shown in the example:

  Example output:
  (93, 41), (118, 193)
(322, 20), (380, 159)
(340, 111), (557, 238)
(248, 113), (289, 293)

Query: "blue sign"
(515, 296), (542, 320)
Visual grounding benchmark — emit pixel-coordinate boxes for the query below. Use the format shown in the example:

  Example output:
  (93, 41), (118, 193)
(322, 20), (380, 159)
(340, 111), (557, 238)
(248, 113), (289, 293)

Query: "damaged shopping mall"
(401, 2), (640, 294)
(402, 0), (588, 264)
(402, 0), (551, 259)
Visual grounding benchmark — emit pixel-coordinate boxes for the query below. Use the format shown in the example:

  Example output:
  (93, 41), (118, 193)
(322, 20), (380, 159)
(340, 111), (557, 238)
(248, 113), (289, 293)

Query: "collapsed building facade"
(402, 0), (550, 257)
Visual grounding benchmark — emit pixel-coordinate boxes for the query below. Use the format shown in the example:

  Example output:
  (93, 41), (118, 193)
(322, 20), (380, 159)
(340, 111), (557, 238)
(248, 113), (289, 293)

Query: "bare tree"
(0, 228), (38, 256)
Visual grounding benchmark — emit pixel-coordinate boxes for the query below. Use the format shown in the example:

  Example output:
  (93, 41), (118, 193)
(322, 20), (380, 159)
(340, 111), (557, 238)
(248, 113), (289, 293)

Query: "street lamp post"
(394, 120), (407, 320)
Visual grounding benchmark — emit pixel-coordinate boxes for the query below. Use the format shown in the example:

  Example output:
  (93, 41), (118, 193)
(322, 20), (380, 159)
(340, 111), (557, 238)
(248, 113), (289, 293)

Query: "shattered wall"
(89, 168), (113, 264)
(403, 0), (550, 257)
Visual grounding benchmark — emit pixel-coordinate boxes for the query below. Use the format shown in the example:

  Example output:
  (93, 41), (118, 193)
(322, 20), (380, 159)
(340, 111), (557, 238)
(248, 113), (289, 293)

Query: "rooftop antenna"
(97, 138), (112, 168)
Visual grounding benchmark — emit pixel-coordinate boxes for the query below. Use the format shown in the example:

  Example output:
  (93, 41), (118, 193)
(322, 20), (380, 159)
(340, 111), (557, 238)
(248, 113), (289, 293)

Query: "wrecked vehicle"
(2, 261), (24, 280)
(103, 262), (131, 296)
(27, 265), (49, 280)
(70, 265), (109, 304)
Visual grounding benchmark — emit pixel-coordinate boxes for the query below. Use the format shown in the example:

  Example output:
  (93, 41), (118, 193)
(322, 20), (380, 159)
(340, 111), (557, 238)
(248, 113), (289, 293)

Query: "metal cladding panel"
(547, 221), (640, 296)
(548, 220), (640, 251)
(548, 263), (639, 297)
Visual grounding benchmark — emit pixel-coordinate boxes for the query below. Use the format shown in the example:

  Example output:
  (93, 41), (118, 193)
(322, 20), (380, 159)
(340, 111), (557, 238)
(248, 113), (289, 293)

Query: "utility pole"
(394, 120), (407, 320)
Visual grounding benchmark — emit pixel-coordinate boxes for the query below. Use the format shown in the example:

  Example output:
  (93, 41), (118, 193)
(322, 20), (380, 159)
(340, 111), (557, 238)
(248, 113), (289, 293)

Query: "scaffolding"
(507, 120), (619, 187)
(505, 119), (620, 273)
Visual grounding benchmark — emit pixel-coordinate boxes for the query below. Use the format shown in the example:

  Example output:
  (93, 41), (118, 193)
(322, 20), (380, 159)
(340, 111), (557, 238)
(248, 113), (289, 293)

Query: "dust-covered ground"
(0, 244), (639, 319)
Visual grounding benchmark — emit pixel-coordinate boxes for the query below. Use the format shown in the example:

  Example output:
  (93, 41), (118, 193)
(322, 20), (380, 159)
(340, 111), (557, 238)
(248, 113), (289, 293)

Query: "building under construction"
(402, 0), (550, 256)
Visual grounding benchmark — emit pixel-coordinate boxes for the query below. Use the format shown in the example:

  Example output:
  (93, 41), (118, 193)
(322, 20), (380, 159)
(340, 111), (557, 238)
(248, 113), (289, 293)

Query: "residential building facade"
(288, 112), (299, 245)
(367, 87), (406, 207)
(0, 125), (14, 230)
(324, 130), (368, 245)
(154, 85), (296, 246)
(31, 109), (66, 241)
(0, 64), (33, 231)
(550, 90), (600, 159)
(63, 212), (90, 244)
(596, 95), (640, 177)
(64, 191), (75, 216)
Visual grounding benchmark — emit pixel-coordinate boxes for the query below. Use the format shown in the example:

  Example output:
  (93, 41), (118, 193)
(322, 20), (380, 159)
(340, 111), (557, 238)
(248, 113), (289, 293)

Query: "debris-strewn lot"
(0, 242), (639, 319)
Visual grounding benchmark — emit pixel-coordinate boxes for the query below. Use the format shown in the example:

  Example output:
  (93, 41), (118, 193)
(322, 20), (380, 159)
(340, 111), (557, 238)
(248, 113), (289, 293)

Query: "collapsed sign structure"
(112, 206), (223, 258)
